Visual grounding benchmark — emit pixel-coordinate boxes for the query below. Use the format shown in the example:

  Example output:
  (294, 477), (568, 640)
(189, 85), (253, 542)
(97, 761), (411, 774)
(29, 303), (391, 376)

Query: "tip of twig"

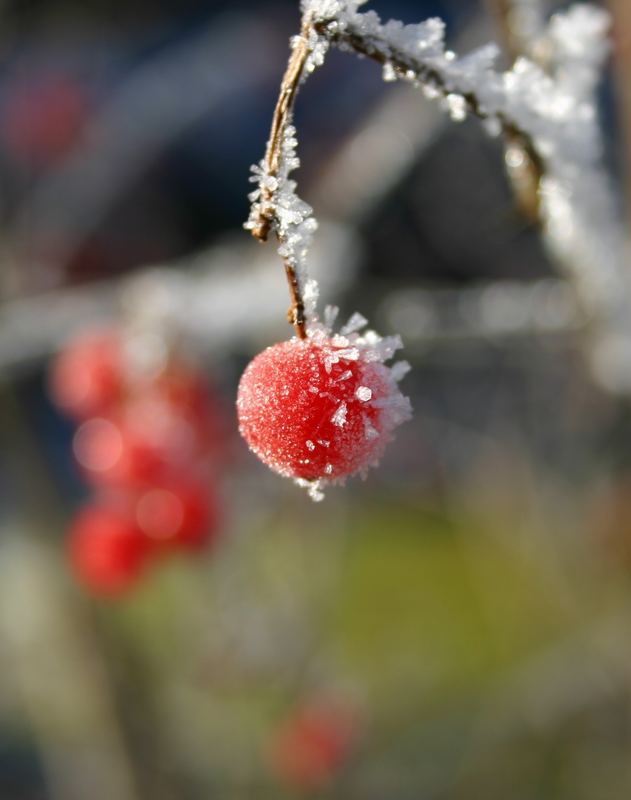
(251, 220), (271, 242)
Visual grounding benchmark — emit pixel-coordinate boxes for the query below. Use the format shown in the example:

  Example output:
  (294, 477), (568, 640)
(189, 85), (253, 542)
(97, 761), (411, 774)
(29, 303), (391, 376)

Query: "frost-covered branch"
(246, 11), (326, 339)
(248, 0), (631, 393)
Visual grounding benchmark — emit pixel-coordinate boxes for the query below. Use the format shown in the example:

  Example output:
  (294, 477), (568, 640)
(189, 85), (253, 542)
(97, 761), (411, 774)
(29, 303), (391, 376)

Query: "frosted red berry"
(68, 504), (151, 596)
(237, 337), (410, 486)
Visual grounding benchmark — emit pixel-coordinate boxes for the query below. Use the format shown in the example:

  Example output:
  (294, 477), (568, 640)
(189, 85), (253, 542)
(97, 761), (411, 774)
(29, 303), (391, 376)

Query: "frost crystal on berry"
(237, 311), (411, 500)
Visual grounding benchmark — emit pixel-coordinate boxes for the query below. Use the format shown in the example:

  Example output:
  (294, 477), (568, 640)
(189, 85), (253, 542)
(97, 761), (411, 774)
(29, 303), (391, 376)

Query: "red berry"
(4, 74), (89, 166)
(72, 415), (162, 487)
(269, 700), (358, 791)
(154, 364), (230, 462)
(137, 375), (227, 460)
(49, 330), (123, 419)
(135, 476), (220, 552)
(237, 337), (410, 486)
(68, 504), (151, 596)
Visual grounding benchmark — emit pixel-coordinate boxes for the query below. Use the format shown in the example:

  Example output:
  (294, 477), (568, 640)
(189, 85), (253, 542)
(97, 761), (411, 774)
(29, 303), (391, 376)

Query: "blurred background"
(2, 0), (631, 798)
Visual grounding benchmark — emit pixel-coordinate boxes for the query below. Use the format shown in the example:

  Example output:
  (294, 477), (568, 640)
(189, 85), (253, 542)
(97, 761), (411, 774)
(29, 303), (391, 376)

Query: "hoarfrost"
(382, 62), (397, 82)
(364, 418), (379, 441)
(295, 477), (326, 502)
(390, 360), (411, 382)
(331, 402), (348, 427)
(340, 312), (368, 336)
(336, 369), (353, 381)
(444, 93), (466, 122)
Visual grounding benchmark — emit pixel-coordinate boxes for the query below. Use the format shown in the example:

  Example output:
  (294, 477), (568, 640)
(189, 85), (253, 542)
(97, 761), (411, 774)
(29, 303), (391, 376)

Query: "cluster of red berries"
(49, 329), (223, 596)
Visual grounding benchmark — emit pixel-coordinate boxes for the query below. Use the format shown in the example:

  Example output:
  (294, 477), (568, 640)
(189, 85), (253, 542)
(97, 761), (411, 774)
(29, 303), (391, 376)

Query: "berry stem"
(284, 260), (307, 340)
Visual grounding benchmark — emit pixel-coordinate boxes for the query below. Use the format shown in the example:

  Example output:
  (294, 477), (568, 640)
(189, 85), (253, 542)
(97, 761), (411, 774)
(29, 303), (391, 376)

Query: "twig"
(608, 0), (631, 235)
(310, 14), (544, 220)
(250, 12), (317, 339)
(284, 259), (307, 335)
(249, 2), (631, 392)
(251, 13), (314, 244)
(485, 0), (548, 220)
(250, 4), (547, 337)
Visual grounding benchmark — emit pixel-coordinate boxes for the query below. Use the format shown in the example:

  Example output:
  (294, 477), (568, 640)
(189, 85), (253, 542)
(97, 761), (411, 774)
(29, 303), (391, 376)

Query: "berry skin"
(237, 337), (410, 484)
(49, 330), (122, 420)
(68, 504), (151, 596)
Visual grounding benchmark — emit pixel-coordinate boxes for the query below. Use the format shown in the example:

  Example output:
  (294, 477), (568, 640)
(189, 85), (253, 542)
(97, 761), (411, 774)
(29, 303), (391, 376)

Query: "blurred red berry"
(153, 368), (229, 456)
(135, 476), (220, 552)
(4, 74), (89, 166)
(68, 504), (151, 596)
(49, 330), (123, 420)
(270, 700), (358, 791)
(237, 337), (411, 482)
(72, 415), (162, 487)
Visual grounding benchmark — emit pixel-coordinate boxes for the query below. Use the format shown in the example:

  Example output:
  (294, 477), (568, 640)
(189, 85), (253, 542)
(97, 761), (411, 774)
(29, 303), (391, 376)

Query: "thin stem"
(284, 260), (307, 339)
(251, 13), (313, 339)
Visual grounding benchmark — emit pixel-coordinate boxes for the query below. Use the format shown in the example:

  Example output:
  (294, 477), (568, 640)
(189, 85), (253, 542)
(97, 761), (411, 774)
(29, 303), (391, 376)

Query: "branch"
(608, 0), (631, 236)
(248, 1), (631, 393)
(485, 0), (548, 220)
(485, 0), (547, 62)
(250, 13), (315, 244)
(246, 11), (325, 339)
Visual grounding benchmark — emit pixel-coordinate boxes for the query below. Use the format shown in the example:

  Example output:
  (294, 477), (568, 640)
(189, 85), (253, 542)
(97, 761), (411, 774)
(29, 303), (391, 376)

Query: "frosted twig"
(486, 0), (549, 219)
(308, 1), (546, 220)
(249, 0), (631, 393)
(247, 10), (326, 339)
(249, 12), (316, 244)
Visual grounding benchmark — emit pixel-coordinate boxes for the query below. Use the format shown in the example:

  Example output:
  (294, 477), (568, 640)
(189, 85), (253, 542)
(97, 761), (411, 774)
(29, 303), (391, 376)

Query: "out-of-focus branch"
(608, 0), (631, 235)
(0, 223), (360, 372)
(485, 0), (547, 61)
(485, 0), (547, 220)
